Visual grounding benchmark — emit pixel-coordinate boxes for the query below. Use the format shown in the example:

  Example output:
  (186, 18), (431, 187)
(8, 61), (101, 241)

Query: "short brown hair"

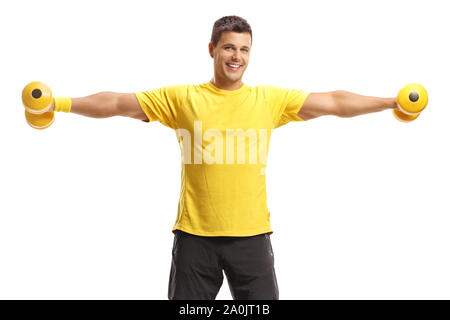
(210, 16), (252, 48)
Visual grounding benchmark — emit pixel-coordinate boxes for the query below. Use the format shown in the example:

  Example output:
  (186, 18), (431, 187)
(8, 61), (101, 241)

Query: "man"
(49, 16), (398, 300)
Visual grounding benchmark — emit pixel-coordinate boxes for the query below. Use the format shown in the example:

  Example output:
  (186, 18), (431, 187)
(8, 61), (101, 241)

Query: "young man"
(49, 16), (398, 300)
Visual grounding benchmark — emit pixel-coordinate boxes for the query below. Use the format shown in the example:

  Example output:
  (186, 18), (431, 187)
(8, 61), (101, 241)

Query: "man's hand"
(49, 98), (55, 112)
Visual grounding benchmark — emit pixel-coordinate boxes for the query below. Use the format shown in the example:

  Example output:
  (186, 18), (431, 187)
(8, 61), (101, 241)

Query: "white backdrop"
(1, 0), (449, 299)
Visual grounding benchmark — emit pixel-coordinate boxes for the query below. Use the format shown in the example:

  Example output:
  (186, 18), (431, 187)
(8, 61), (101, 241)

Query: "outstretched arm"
(48, 92), (148, 121)
(298, 91), (398, 120)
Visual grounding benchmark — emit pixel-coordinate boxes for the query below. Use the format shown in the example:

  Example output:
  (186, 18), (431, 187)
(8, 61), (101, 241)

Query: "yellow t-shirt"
(135, 81), (310, 236)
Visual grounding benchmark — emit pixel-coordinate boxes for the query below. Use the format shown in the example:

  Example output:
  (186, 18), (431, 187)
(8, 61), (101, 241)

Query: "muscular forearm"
(335, 90), (398, 118)
(49, 92), (119, 118)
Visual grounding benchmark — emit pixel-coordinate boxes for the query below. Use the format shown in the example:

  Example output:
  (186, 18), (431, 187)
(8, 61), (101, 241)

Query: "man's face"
(209, 31), (251, 84)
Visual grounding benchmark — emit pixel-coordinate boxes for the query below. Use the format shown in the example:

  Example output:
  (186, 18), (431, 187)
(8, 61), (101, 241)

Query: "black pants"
(168, 230), (279, 300)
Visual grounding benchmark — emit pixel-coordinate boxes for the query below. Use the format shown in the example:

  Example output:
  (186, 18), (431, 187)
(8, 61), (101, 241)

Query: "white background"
(1, 0), (449, 299)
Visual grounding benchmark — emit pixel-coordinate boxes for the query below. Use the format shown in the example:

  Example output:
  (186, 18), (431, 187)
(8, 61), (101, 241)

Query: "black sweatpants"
(168, 230), (279, 300)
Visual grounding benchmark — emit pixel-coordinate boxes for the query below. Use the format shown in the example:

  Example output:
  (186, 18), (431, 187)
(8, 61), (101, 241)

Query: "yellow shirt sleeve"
(262, 85), (311, 128)
(134, 85), (187, 129)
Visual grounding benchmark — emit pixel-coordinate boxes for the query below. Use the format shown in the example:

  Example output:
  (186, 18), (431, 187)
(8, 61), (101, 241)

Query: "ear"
(208, 42), (214, 58)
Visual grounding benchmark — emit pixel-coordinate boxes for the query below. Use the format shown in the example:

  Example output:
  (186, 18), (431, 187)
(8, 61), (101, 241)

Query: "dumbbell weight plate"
(25, 109), (55, 130)
(22, 81), (53, 115)
(392, 108), (420, 122)
(397, 83), (428, 115)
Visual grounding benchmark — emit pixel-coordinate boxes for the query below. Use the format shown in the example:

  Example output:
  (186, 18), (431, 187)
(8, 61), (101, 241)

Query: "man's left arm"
(298, 90), (398, 121)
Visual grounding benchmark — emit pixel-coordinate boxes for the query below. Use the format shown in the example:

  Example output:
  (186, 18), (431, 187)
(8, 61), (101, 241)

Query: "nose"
(232, 51), (243, 62)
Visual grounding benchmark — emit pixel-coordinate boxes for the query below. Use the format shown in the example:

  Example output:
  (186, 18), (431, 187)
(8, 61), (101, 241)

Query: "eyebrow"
(223, 43), (250, 49)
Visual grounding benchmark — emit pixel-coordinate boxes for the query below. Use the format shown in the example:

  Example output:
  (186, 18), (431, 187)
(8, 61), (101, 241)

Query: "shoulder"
(161, 84), (192, 93)
(254, 84), (288, 99)
(157, 84), (193, 101)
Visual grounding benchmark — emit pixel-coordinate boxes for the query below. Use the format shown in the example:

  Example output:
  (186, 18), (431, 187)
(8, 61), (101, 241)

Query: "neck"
(210, 76), (244, 91)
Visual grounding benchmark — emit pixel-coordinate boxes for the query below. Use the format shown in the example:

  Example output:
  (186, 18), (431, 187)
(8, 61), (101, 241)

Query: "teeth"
(227, 64), (240, 68)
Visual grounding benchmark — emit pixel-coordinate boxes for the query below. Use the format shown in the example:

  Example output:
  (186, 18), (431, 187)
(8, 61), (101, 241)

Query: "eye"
(225, 46), (248, 52)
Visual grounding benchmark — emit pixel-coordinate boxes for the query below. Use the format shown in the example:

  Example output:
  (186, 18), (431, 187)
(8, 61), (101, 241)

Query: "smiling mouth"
(226, 63), (242, 71)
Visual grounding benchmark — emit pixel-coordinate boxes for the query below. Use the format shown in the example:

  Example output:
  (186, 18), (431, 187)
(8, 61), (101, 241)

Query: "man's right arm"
(49, 92), (149, 121)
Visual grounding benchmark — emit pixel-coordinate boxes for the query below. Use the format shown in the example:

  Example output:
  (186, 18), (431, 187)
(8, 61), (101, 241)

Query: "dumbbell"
(22, 81), (55, 129)
(393, 83), (428, 122)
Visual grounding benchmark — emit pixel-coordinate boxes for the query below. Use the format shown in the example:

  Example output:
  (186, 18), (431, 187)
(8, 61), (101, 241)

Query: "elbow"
(99, 92), (120, 118)
(334, 90), (352, 118)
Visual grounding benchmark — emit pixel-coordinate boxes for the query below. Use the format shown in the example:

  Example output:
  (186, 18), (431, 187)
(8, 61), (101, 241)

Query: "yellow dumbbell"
(22, 81), (55, 129)
(393, 83), (428, 122)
